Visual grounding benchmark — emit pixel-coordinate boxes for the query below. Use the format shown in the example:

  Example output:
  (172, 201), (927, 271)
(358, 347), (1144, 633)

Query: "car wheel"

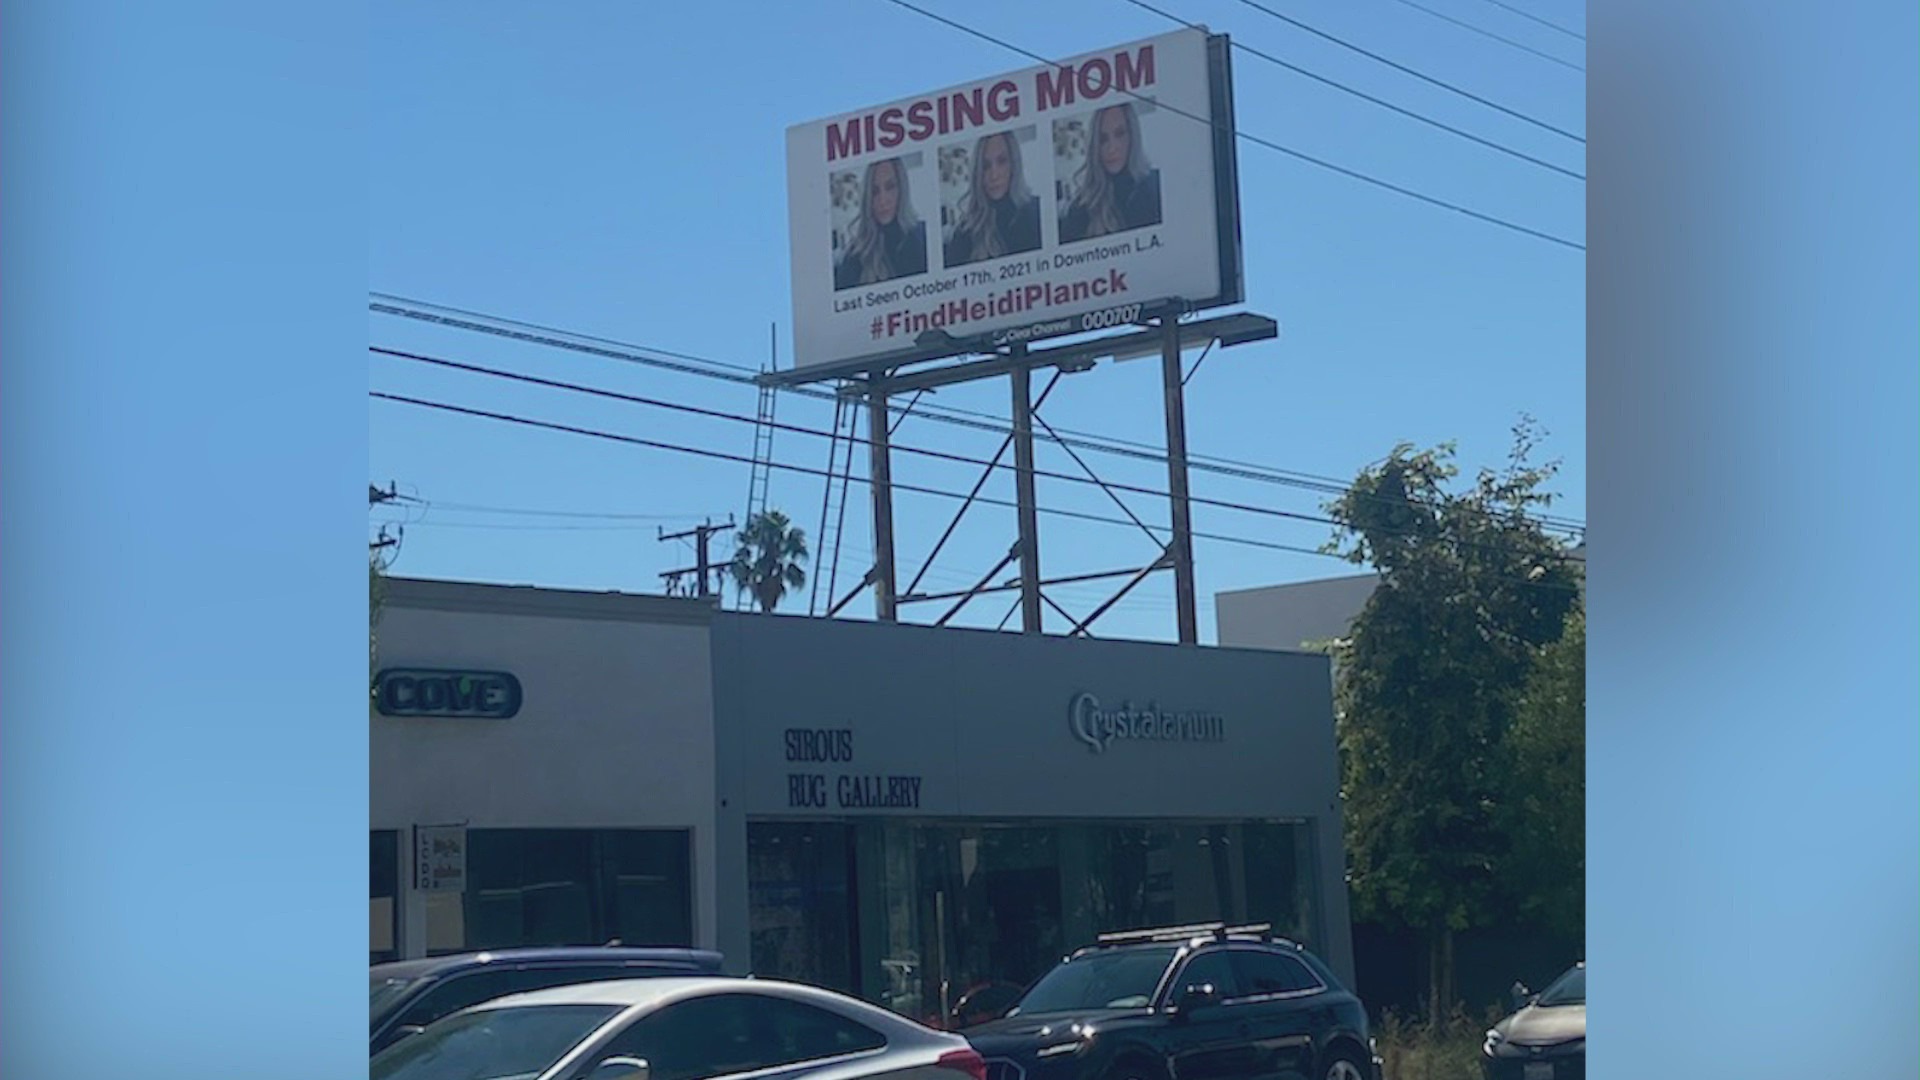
(1321, 1048), (1369, 1080)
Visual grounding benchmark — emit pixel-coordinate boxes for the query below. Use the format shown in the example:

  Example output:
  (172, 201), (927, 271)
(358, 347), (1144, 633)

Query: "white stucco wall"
(371, 579), (720, 956)
(1214, 573), (1380, 653)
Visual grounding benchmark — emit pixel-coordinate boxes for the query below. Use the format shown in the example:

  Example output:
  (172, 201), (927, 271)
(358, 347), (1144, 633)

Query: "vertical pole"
(1010, 351), (1042, 634)
(867, 381), (897, 622)
(695, 519), (711, 599)
(1161, 317), (1198, 644)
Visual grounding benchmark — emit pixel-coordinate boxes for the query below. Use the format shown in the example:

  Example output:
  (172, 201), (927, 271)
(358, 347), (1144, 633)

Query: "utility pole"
(370, 481), (403, 564)
(658, 517), (735, 601)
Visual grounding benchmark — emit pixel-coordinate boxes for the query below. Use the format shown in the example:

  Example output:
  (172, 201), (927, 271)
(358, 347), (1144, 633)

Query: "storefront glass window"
(450, 828), (692, 954)
(747, 817), (1320, 1027)
(748, 822), (856, 993)
(371, 830), (399, 963)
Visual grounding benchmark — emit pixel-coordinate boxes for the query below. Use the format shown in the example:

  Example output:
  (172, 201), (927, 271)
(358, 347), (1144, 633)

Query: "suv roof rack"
(1093, 922), (1289, 947)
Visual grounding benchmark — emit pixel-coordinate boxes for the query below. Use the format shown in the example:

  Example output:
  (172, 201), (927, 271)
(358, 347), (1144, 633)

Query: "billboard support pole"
(1010, 347), (1043, 634)
(866, 379), (898, 622)
(1160, 315), (1199, 645)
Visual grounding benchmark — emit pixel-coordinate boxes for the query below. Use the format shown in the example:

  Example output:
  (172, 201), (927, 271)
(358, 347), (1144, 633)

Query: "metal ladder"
(744, 377), (777, 525)
(809, 388), (859, 616)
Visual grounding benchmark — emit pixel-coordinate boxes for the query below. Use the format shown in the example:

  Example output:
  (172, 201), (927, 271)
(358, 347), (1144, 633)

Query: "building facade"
(372, 577), (1356, 1023)
(1215, 572), (1381, 656)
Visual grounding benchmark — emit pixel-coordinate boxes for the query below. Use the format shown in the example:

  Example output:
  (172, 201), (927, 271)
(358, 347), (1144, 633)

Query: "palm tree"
(730, 510), (809, 613)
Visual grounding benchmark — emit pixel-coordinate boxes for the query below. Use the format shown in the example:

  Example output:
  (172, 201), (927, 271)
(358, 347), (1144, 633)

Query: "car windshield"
(372, 975), (424, 1024)
(1010, 947), (1176, 1015)
(370, 1004), (623, 1080)
(1537, 965), (1585, 1007)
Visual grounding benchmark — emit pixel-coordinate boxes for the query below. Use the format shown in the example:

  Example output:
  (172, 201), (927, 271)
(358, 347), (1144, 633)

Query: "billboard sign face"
(785, 29), (1242, 375)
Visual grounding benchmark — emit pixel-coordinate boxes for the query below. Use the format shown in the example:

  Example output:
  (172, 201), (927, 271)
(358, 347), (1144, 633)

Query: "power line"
(1473, 0), (1585, 41)
(370, 292), (760, 376)
(369, 390), (1582, 595)
(1381, 0), (1584, 72)
(368, 293), (1581, 526)
(373, 344), (1344, 531)
(403, 500), (725, 521)
(369, 389), (1339, 561)
(370, 516), (668, 533)
(876, 0), (1583, 250)
(368, 295), (1587, 536)
(1230, 0), (1583, 143)
(1120, 0), (1583, 181)
(375, 343), (1582, 565)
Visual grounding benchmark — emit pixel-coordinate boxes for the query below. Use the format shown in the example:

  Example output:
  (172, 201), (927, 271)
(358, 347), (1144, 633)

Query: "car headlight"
(1482, 1029), (1504, 1057)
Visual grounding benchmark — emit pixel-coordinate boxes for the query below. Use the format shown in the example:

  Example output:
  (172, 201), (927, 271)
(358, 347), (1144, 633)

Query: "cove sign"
(376, 668), (522, 720)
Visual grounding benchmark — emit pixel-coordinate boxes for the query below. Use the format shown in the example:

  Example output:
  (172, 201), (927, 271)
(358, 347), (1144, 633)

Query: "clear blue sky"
(369, 0), (1586, 644)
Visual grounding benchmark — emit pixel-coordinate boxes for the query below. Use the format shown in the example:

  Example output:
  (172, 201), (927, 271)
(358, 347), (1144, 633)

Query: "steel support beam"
(1160, 319), (1198, 644)
(1031, 410), (1160, 545)
(826, 568), (874, 619)
(866, 384), (897, 622)
(935, 545), (1021, 628)
(1037, 589), (1086, 636)
(900, 564), (1160, 605)
(1069, 549), (1172, 638)
(900, 370), (1063, 600)
(795, 311), (1278, 395)
(1010, 354), (1042, 634)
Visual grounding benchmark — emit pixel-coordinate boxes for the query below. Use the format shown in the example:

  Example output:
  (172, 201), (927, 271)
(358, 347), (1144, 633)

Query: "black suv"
(369, 945), (725, 1054)
(965, 923), (1381, 1080)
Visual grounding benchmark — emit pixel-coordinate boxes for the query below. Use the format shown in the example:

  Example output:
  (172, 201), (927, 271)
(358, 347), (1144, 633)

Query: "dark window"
(601, 830), (696, 947)
(461, 829), (692, 953)
(749, 823), (857, 994)
(372, 1004), (621, 1080)
(1013, 947), (1176, 1014)
(392, 965), (638, 1036)
(1230, 950), (1323, 997)
(597, 994), (886, 1080)
(1171, 950), (1243, 1001)
(372, 831), (400, 964)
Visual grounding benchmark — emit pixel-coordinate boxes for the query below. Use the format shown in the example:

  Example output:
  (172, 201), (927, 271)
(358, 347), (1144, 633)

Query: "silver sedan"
(370, 975), (989, 1080)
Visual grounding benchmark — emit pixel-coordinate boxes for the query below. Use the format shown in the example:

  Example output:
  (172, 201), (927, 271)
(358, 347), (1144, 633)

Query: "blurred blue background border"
(0, 2), (1912, 1076)
(1, 3), (365, 1077)
(1590, 2), (1917, 1078)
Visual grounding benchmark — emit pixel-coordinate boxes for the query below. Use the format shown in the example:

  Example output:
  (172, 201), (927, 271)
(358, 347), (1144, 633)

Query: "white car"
(369, 975), (989, 1080)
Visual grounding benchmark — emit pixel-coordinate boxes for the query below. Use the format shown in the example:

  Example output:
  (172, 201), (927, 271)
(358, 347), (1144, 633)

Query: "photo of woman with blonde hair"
(833, 156), (929, 291)
(942, 129), (1042, 269)
(1058, 102), (1163, 244)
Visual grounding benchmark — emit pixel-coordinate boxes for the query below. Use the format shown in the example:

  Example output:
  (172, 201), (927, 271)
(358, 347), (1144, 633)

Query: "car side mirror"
(1508, 982), (1534, 1012)
(589, 1057), (649, 1080)
(1174, 983), (1221, 1018)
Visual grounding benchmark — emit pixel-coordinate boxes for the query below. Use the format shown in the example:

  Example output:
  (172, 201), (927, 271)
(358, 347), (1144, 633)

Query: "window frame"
(393, 963), (665, 1034)
(577, 991), (891, 1080)
(1218, 945), (1329, 1005)
(1160, 946), (1248, 1007)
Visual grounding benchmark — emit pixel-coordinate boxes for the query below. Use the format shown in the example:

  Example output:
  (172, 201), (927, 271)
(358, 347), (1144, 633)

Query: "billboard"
(785, 28), (1242, 375)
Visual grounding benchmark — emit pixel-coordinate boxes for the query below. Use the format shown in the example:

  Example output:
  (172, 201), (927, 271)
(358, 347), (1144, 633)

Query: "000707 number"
(1081, 303), (1143, 331)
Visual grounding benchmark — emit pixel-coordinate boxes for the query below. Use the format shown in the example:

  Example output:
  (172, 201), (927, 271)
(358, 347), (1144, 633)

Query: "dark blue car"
(370, 946), (726, 1054)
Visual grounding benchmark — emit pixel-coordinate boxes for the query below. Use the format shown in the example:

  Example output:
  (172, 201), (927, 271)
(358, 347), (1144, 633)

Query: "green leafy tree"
(730, 510), (809, 614)
(1502, 603), (1585, 939)
(1325, 420), (1580, 1021)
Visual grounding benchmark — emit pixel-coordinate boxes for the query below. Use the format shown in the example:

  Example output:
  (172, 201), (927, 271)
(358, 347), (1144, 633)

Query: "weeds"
(1373, 1001), (1503, 1080)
